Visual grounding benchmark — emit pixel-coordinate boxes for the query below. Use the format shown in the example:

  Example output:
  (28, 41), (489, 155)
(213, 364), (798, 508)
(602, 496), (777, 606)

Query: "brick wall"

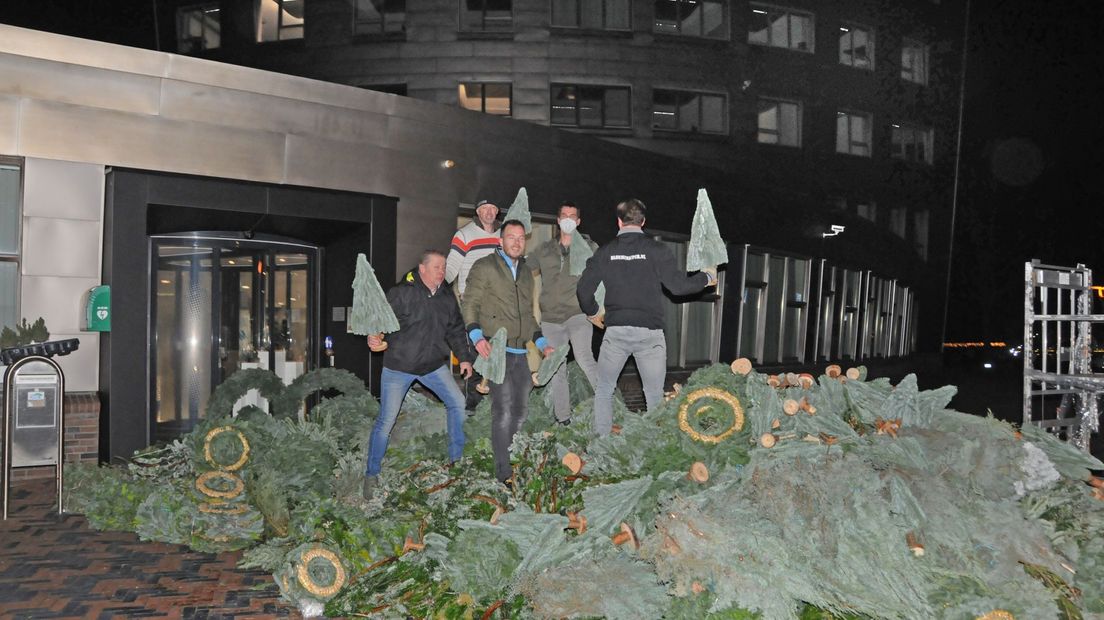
(7, 392), (99, 482)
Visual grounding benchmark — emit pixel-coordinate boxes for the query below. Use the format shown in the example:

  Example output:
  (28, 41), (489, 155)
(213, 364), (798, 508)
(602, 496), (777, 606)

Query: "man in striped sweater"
(446, 199), (501, 410)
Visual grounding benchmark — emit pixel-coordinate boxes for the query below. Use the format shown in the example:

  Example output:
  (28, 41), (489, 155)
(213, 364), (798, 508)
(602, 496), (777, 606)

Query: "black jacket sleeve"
(444, 292), (475, 364)
(655, 243), (709, 296)
(576, 250), (604, 317)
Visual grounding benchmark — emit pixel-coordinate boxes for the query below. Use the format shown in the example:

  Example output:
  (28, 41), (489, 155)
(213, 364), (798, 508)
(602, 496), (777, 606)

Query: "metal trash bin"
(2, 338), (80, 519)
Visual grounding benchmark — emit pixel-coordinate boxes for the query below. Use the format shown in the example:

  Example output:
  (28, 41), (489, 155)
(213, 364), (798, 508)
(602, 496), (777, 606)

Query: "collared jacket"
(445, 219), (500, 296)
(462, 251), (543, 350)
(577, 229), (709, 330)
(530, 234), (598, 323)
(382, 268), (474, 375)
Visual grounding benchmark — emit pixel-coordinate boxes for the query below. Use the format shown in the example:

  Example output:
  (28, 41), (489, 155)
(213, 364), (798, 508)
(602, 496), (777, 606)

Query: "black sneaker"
(502, 478), (513, 492)
(555, 418), (572, 426)
(362, 476), (378, 499)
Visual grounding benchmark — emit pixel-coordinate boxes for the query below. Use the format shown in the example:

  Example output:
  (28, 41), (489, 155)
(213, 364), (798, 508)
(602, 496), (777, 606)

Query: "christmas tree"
(502, 187), (532, 233)
(567, 231), (594, 276)
(348, 254), (399, 347)
(686, 188), (728, 271)
(473, 327), (507, 384)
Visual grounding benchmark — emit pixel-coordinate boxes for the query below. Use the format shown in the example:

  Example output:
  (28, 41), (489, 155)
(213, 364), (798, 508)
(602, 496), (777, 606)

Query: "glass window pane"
(790, 14), (809, 50)
(257, 0), (280, 41)
(764, 256), (786, 363)
(680, 0), (702, 36)
(458, 82), (483, 111)
(280, 0), (305, 39)
(701, 94), (724, 133)
(779, 102), (798, 145)
(552, 0), (577, 26)
(483, 83), (511, 115)
(836, 114), (849, 153)
(652, 90), (679, 130)
(604, 88), (631, 127)
(702, 0), (725, 38)
(654, 0), (679, 34)
(356, 0), (382, 27)
(606, 0), (629, 29)
(0, 164), (20, 254)
(0, 262), (16, 332)
(484, 0), (512, 26)
(853, 28), (870, 67)
(839, 28), (852, 65)
(739, 286), (761, 359)
(685, 300), (713, 362)
(384, 0), (405, 31)
(748, 7), (769, 44)
(677, 93), (700, 132)
(769, 13), (788, 47)
(551, 85), (577, 125)
(578, 87), (604, 127)
(580, 0), (603, 29)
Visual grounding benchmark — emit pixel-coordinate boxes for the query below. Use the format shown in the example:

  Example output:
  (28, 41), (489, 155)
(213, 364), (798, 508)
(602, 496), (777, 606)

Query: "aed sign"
(83, 285), (111, 332)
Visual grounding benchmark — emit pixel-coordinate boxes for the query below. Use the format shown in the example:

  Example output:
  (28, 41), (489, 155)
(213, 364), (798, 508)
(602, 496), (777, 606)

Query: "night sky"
(2, 0), (1103, 344)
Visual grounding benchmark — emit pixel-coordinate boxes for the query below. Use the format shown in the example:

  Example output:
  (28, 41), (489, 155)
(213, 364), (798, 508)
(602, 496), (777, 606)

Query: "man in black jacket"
(577, 199), (716, 437)
(364, 250), (474, 491)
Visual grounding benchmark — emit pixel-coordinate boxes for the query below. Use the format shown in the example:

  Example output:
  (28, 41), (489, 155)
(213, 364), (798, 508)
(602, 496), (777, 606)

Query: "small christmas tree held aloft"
(349, 254), (400, 352)
(686, 188), (728, 272)
(502, 187), (532, 233)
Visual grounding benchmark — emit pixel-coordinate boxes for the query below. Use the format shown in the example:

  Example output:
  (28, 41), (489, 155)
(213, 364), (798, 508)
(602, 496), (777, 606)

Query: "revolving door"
(150, 233), (319, 442)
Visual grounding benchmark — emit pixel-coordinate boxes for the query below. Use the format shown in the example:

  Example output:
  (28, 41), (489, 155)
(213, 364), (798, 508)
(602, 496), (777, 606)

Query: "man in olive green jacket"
(530, 202), (599, 424)
(462, 219), (553, 484)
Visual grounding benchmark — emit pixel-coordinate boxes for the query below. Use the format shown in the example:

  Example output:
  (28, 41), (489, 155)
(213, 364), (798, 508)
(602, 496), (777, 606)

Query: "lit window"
(891, 123), (934, 164)
(461, 0), (513, 31)
(748, 4), (813, 52)
(836, 110), (872, 157)
(889, 207), (907, 238)
(458, 83), (512, 116)
(550, 84), (631, 128)
(552, 0), (630, 30)
(256, 0), (304, 42)
(757, 98), (801, 147)
(177, 4), (220, 53)
(856, 201), (876, 223)
(838, 23), (873, 70)
(0, 160), (21, 335)
(355, 0), (405, 34)
(654, 0), (728, 39)
(652, 90), (726, 134)
(901, 38), (929, 85)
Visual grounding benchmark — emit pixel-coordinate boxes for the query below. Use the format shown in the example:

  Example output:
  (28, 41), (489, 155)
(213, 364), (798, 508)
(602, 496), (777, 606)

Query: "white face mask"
(558, 218), (578, 234)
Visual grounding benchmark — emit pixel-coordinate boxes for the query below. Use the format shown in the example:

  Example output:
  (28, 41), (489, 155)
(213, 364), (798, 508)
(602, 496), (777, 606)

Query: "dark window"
(551, 84), (631, 128)
(652, 90), (726, 134)
(552, 0), (630, 30)
(355, 0), (405, 34)
(177, 4), (220, 53)
(891, 124), (933, 164)
(461, 0), (513, 31)
(458, 82), (512, 115)
(653, 0), (727, 38)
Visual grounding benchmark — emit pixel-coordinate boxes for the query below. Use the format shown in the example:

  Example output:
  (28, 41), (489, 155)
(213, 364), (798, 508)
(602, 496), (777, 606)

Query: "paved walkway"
(0, 480), (300, 619)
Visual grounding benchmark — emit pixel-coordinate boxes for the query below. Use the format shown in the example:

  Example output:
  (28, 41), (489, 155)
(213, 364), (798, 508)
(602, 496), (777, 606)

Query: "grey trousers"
(541, 313), (598, 422)
(593, 325), (667, 437)
(490, 352), (533, 482)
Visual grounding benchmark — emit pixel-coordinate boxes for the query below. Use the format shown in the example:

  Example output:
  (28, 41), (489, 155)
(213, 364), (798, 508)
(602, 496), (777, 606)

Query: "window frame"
(651, 88), (728, 135)
(459, 0), (514, 32)
(836, 109), (873, 157)
(756, 97), (802, 147)
(838, 22), (874, 70)
(0, 156), (24, 337)
(747, 3), (815, 53)
(551, 0), (632, 31)
(653, 0), (730, 40)
(353, 0), (406, 36)
(458, 82), (513, 116)
(890, 122), (934, 165)
(549, 83), (633, 130)
(176, 3), (221, 53)
(256, 0), (305, 43)
(901, 37), (930, 85)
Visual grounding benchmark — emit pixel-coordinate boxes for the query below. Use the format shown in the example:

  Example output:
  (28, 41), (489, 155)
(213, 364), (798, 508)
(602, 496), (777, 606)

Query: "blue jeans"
(365, 365), (466, 477)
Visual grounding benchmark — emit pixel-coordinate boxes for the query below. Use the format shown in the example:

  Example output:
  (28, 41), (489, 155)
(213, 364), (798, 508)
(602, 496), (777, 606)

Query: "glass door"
(151, 234), (318, 442)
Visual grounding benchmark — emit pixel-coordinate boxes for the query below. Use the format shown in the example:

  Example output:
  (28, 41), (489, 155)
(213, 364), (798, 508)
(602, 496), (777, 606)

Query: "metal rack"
(1023, 260), (1101, 452)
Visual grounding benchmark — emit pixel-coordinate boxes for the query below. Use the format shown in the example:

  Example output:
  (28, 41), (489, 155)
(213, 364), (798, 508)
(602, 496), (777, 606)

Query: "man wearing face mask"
(529, 202), (599, 425)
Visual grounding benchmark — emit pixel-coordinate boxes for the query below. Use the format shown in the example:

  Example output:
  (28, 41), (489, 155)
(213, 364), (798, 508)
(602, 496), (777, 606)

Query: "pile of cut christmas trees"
(66, 356), (1104, 619)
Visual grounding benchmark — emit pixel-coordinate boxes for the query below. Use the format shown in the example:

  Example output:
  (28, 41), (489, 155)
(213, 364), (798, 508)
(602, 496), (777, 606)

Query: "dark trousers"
(490, 352), (532, 482)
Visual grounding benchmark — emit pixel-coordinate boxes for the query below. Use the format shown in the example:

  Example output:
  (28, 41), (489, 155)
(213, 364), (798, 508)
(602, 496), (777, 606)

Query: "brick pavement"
(0, 480), (301, 619)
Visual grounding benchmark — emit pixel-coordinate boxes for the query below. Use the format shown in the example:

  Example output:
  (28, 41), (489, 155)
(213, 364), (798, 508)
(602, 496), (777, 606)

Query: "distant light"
(442, 159), (456, 169)
(160, 279), (171, 284)
(242, 285), (250, 290)
(752, 9), (767, 13)
(228, 260), (236, 265)
(983, 363), (993, 369)
(839, 27), (849, 32)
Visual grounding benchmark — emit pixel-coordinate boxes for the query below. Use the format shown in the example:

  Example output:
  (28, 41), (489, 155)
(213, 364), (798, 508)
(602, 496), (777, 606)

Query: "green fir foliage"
(474, 327), (507, 384)
(503, 187), (532, 233)
(567, 231), (595, 276)
(534, 343), (570, 386)
(686, 189), (728, 271)
(349, 253), (400, 336)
